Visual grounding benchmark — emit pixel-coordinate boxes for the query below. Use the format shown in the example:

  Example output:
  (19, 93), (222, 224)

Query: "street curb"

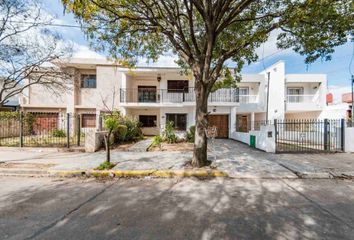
(48, 169), (229, 178)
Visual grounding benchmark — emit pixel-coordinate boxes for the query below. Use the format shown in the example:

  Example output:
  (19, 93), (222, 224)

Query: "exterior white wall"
(251, 125), (276, 153)
(345, 127), (354, 153)
(231, 132), (250, 145)
(261, 61), (286, 120)
(230, 125), (276, 153)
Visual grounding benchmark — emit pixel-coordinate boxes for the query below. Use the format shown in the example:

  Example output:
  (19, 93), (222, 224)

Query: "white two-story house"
(20, 59), (327, 138)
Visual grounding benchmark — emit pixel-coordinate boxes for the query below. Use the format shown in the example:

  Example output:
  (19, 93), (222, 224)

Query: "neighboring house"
(20, 59), (327, 138)
(322, 92), (352, 121)
(342, 92), (353, 120)
(0, 79), (20, 111)
(0, 98), (19, 111)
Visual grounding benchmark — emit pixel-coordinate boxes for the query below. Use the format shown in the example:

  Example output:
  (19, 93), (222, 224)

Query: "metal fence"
(275, 119), (345, 153)
(0, 112), (96, 148)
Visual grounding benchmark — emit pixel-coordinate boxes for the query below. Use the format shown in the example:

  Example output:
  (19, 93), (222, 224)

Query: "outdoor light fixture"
(157, 74), (161, 82)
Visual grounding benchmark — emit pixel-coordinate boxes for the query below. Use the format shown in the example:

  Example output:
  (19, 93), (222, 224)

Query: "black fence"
(275, 119), (345, 153)
(0, 112), (97, 148)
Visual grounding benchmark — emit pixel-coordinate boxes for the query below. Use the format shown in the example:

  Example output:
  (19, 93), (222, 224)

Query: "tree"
(102, 113), (120, 164)
(62, 0), (353, 167)
(0, 0), (72, 107)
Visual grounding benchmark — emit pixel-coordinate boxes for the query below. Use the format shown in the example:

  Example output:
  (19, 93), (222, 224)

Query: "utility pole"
(266, 72), (270, 122)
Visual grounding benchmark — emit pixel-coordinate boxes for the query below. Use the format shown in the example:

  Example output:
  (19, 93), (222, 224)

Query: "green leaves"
(62, 0), (353, 79)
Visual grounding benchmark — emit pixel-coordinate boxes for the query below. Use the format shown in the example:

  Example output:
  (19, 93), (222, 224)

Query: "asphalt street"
(1, 177), (354, 240)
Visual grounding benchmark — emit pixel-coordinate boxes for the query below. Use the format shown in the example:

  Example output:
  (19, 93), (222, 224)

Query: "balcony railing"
(120, 88), (258, 104)
(286, 95), (317, 103)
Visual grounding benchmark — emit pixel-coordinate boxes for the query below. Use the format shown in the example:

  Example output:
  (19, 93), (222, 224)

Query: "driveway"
(212, 139), (354, 178)
(211, 139), (296, 178)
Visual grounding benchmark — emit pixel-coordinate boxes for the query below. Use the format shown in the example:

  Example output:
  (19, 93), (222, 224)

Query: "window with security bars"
(139, 115), (157, 127)
(80, 74), (97, 88)
(167, 80), (189, 93)
(138, 86), (157, 102)
(82, 114), (96, 128)
(166, 114), (187, 130)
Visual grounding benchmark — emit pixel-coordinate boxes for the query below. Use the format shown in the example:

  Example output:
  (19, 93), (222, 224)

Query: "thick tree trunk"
(192, 84), (209, 167)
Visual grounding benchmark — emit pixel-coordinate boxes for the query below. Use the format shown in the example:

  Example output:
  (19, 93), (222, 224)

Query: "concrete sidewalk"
(0, 139), (353, 179)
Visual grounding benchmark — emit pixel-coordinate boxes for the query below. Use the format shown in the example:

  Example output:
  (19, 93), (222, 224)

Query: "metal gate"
(275, 119), (345, 153)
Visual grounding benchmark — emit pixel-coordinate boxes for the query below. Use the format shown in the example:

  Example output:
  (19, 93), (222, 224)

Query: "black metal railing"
(120, 88), (242, 103)
(275, 119), (345, 153)
(0, 112), (96, 148)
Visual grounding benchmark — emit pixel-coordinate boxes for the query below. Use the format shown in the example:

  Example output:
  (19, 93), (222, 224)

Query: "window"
(237, 87), (249, 103)
(82, 114), (96, 128)
(81, 74), (96, 88)
(138, 86), (157, 102)
(287, 87), (304, 103)
(236, 115), (250, 133)
(139, 115), (157, 128)
(167, 80), (189, 93)
(166, 114), (187, 130)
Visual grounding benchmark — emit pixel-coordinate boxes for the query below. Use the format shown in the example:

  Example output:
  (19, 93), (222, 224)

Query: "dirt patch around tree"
(149, 142), (194, 152)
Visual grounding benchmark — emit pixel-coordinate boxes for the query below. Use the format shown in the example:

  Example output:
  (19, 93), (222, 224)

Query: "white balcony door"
(239, 87), (249, 103)
(287, 88), (304, 103)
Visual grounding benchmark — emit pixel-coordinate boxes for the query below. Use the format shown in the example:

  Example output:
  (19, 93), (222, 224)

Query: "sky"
(43, 0), (354, 102)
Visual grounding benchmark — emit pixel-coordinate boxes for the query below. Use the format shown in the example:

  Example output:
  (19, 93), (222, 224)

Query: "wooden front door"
(207, 115), (229, 138)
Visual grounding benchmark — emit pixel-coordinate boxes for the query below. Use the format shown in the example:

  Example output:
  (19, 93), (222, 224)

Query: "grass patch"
(95, 161), (116, 170)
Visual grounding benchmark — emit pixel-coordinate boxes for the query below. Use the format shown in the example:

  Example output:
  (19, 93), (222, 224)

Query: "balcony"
(286, 95), (322, 111)
(119, 88), (249, 104)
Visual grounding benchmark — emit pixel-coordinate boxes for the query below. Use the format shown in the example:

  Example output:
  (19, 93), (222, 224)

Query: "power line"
(0, 20), (85, 29)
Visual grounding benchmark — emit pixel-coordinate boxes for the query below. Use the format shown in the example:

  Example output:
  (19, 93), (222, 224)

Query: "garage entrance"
(207, 115), (229, 138)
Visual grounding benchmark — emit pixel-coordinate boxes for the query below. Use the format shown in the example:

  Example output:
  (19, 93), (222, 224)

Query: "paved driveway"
(211, 139), (296, 178)
(212, 139), (354, 178)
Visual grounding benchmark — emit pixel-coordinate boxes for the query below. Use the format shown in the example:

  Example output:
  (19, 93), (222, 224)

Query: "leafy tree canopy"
(62, 0), (352, 81)
(62, 0), (353, 167)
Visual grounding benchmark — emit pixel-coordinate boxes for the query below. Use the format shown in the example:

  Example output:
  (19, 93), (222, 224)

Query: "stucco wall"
(230, 125), (276, 153)
(345, 127), (354, 153)
(78, 66), (121, 110)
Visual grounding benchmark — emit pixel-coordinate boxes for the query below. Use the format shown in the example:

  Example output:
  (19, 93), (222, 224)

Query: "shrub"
(163, 121), (177, 143)
(186, 125), (195, 143)
(96, 161), (116, 170)
(121, 117), (143, 141)
(51, 129), (66, 137)
(114, 124), (128, 142)
(151, 135), (163, 148)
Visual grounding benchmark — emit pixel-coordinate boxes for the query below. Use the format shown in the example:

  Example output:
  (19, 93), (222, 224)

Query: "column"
(230, 107), (237, 137)
(251, 112), (255, 131)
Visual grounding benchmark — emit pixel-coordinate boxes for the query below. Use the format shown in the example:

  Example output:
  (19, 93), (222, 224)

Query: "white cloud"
(137, 53), (178, 67)
(328, 85), (352, 104)
(72, 44), (105, 59)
